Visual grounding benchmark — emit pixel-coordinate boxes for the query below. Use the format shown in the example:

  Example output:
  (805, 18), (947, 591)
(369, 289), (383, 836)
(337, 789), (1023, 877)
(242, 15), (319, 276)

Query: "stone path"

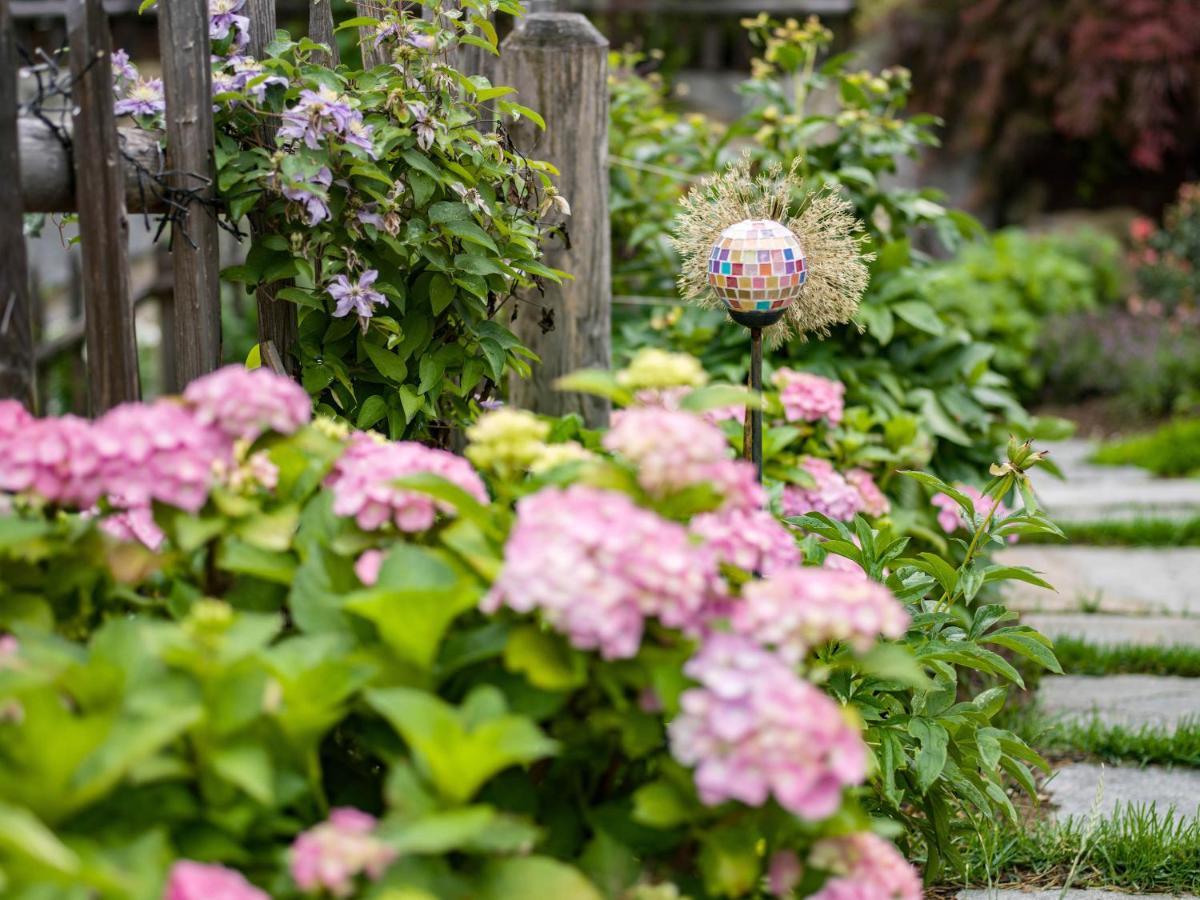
(960, 892), (1198, 899)
(987, 438), (1200, 895)
(1038, 674), (1200, 732)
(1024, 614), (1200, 646)
(1045, 763), (1200, 825)
(996, 546), (1200, 615)
(1031, 438), (1200, 522)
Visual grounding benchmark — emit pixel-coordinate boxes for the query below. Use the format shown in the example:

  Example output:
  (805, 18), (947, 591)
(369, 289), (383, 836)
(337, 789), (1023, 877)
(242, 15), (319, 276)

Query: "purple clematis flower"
(228, 56), (288, 102)
(328, 270), (387, 319)
(111, 49), (137, 85)
(343, 115), (376, 157)
(209, 0), (249, 49)
(278, 86), (355, 150)
(115, 78), (165, 118)
(281, 166), (332, 225)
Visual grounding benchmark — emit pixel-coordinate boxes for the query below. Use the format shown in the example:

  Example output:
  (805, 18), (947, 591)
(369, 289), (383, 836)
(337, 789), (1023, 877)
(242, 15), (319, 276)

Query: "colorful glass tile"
(706, 219), (808, 314)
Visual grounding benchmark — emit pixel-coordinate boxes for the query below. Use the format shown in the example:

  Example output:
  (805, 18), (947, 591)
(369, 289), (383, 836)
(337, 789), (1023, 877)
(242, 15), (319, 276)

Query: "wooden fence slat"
(354, 0), (389, 69)
(0, 0), (36, 408)
(158, 0), (222, 384)
(67, 0), (140, 412)
(309, 0), (340, 67)
(245, 0), (299, 375)
(501, 10), (612, 428)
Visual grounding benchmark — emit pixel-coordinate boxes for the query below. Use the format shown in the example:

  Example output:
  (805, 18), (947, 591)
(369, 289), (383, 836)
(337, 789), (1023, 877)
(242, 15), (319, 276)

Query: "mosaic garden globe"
(706, 219), (808, 328)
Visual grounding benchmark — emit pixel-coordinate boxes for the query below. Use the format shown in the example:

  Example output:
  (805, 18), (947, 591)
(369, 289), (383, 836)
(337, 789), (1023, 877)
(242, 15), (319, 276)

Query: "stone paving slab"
(1045, 762), (1200, 825)
(995, 546), (1200, 615)
(1032, 439), (1200, 523)
(1024, 614), (1200, 647)
(1038, 674), (1200, 731)
(960, 891), (1198, 899)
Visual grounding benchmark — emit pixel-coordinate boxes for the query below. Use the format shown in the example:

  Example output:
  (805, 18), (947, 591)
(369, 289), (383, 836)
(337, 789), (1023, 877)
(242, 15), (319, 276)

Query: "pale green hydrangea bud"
(465, 408), (551, 477)
(616, 348), (708, 391)
(529, 440), (594, 474)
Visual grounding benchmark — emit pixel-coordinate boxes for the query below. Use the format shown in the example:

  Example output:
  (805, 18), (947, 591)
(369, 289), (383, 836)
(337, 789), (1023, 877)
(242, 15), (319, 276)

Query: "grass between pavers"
(1053, 636), (1200, 677)
(947, 804), (1200, 895)
(1021, 516), (1200, 546)
(1091, 418), (1200, 477)
(1039, 718), (1200, 768)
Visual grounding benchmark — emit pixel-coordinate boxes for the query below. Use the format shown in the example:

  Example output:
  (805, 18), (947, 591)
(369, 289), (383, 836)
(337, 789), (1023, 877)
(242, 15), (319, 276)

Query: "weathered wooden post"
(67, 0), (141, 412)
(501, 0), (611, 427)
(0, 0), (36, 408)
(309, 0), (340, 67)
(159, 0), (223, 383)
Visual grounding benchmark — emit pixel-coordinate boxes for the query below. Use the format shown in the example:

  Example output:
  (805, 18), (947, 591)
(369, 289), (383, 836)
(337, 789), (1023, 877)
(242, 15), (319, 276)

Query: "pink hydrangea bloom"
(482, 486), (723, 659)
(781, 458), (863, 522)
(733, 568), (909, 662)
(768, 850), (803, 896)
(604, 408), (761, 510)
(290, 807), (396, 898)
(668, 633), (867, 819)
(629, 386), (745, 425)
(183, 365), (312, 441)
(0, 399), (33, 442)
(773, 369), (844, 425)
(809, 832), (921, 900)
(98, 505), (165, 550)
(355, 549), (384, 586)
(0, 415), (103, 507)
(93, 401), (232, 513)
(165, 861), (269, 900)
(845, 468), (889, 517)
(327, 434), (488, 532)
(690, 507), (800, 576)
(932, 484), (1015, 542)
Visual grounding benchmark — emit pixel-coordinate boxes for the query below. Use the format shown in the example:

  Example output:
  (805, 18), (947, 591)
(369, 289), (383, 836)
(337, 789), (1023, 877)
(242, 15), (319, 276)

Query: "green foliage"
(909, 229), (1122, 397)
(1021, 516), (1200, 547)
(789, 437), (1064, 881)
(1052, 638), (1200, 679)
(957, 804), (1200, 894)
(1039, 717), (1200, 769)
(608, 50), (719, 298)
(607, 15), (1064, 482)
(1092, 419), (1200, 477)
(198, 0), (561, 441)
(0, 368), (1067, 896)
(1133, 183), (1200, 310)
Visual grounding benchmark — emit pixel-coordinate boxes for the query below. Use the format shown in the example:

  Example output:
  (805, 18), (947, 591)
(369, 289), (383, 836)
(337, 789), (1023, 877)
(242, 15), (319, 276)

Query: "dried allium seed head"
(673, 156), (873, 345)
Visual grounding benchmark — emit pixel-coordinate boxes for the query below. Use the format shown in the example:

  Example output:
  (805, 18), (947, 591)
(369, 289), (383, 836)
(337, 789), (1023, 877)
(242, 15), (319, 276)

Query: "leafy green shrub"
(909, 229), (1121, 397)
(608, 50), (720, 298)
(1092, 419), (1200, 477)
(1131, 183), (1200, 311)
(608, 15), (1065, 483)
(116, 0), (561, 442)
(0, 355), (1062, 897)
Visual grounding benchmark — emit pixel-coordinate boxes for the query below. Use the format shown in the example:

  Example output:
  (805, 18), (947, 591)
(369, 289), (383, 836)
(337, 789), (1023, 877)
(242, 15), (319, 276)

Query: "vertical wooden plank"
(158, 0), (222, 385)
(309, 0), (340, 67)
(355, 0), (389, 70)
(501, 10), (611, 427)
(245, 0), (299, 374)
(0, 0), (36, 408)
(67, 0), (140, 412)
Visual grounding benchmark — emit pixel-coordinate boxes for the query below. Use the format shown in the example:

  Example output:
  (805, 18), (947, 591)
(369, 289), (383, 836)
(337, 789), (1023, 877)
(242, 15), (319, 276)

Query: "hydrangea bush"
(112, 0), (561, 441)
(0, 355), (1063, 896)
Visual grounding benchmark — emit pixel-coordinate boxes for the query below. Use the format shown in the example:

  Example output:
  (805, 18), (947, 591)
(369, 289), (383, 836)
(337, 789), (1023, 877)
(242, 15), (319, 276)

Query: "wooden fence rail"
(2, 0), (612, 424)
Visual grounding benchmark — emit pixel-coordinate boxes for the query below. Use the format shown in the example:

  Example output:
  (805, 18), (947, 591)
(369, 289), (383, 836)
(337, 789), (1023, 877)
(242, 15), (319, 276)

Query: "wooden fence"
(1, 0), (611, 425)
